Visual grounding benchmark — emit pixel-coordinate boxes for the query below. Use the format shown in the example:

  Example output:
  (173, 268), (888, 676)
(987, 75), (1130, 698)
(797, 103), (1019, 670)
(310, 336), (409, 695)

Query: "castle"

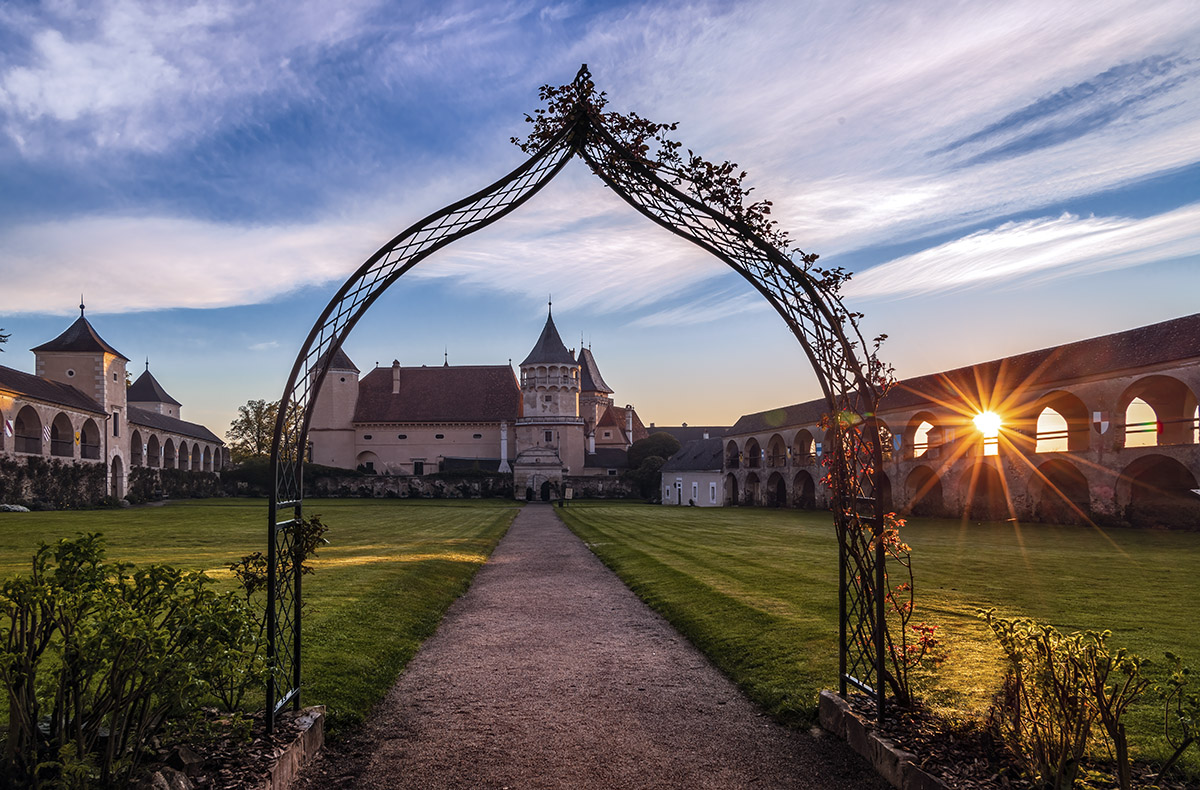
(0, 305), (227, 500)
(308, 304), (648, 498)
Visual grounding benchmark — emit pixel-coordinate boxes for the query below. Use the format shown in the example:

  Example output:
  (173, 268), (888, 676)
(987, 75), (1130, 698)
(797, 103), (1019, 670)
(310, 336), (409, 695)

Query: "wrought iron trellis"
(267, 65), (890, 730)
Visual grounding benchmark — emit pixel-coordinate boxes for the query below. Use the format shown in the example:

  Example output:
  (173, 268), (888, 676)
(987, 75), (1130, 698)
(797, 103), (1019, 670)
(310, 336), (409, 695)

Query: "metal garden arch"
(267, 66), (891, 730)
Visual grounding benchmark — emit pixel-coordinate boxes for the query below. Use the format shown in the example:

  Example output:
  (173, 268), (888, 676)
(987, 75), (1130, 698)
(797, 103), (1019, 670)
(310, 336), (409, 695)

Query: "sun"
(973, 411), (1002, 436)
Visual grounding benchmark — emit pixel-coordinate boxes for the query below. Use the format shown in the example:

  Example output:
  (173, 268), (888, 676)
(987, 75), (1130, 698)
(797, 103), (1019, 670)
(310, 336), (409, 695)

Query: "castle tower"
(127, 362), (182, 418)
(513, 303), (586, 498)
(577, 346), (614, 454)
(307, 347), (361, 469)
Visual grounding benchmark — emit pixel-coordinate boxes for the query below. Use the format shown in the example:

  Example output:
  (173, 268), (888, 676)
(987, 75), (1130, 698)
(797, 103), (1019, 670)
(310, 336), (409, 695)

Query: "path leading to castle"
(296, 504), (887, 789)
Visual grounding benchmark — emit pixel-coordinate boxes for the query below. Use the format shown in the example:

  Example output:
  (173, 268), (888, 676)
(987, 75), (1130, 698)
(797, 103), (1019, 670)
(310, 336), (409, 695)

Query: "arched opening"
(540, 480), (552, 502)
(191, 444), (202, 470)
(744, 438), (762, 469)
(50, 412), (74, 458)
(792, 429), (814, 465)
(904, 466), (943, 517)
(14, 406), (42, 454)
(1120, 375), (1199, 447)
(961, 463), (1008, 522)
(793, 470), (816, 509)
(355, 450), (379, 474)
(178, 441), (189, 470)
(744, 472), (760, 506)
(904, 412), (941, 460)
(725, 440), (740, 469)
(1119, 454), (1200, 528)
(861, 470), (893, 512)
(766, 434), (787, 468)
(1030, 391), (1090, 453)
(724, 473), (739, 506)
(1124, 397), (1158, 448)
(80, 418), (101, 460)
(203, 446), (213, 472)
(1032, 458), (1090, 525)
(147, 434), (161, 468)
(163, 438), (176, 469)
(131, 430), (144, 466)
(110, 455), (124, 500)
(766, 471), (787, 507)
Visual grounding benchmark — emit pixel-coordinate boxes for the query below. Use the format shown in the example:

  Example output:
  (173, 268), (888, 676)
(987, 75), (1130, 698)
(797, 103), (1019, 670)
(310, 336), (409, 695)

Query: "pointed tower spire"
(79, 294), (85, 317)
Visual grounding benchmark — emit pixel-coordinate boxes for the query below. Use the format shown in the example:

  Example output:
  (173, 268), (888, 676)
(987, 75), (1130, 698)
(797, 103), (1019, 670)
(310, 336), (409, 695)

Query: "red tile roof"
(354, 365), (519, 423)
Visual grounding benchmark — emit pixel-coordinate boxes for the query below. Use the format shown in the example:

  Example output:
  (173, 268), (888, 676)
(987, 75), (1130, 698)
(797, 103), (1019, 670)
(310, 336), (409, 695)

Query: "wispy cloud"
(248, 340), (280, 351)
(843, 202), (1200, 299)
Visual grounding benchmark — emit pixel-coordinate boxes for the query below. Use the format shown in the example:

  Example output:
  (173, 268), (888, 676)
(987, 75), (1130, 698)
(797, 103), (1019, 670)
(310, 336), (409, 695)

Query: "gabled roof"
(596, 404), (649, 443)
(0, 364), (106, 415)
(354, 365), (520, 423)
(127, 407), (223, 444)
(31, 315), (129, 361)
(127, 369), (181, 406)
(662, 437), (724, 472)
(521, 308), (576, 366)
(318, 347), (360, 374)
(577, 347), (613, 394)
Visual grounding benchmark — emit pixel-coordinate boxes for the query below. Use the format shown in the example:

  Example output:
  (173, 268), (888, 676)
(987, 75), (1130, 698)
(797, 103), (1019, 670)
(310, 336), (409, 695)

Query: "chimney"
(625, 405), (633, 444)
(392, 360), (401, 394)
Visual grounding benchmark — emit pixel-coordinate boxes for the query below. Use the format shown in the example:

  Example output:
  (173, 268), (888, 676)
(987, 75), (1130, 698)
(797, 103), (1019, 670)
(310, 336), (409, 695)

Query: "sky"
(1, 0), (1198, 437)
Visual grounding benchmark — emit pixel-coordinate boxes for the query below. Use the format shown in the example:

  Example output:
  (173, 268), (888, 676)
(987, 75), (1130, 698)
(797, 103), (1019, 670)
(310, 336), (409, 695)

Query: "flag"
(3, 419), (11, 438)
(893, 435), (902, 453)
(42, 425), (50, 442)
(815, 441), (823, 457)
(1092, 411), (1109, 435)
(74, 431), (80, 446)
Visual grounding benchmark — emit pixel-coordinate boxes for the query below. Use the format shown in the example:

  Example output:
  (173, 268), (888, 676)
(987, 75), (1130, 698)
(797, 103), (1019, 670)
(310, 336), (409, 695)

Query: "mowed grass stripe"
(0, 498), (518, 730)
(559, 502), (1199, 774)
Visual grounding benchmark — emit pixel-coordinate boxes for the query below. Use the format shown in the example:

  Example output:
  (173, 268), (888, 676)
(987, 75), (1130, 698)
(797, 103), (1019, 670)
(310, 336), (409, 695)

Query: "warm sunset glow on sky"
(1, 1), (1198, 436)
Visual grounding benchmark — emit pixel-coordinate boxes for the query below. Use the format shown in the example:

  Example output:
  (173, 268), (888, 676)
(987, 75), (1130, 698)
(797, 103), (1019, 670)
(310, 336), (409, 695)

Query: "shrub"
(1159, 652), (1199, 777)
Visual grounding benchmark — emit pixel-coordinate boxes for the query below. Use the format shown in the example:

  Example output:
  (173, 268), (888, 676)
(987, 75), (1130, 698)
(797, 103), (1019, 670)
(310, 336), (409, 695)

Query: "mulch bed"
(846, 694), (1194, 790)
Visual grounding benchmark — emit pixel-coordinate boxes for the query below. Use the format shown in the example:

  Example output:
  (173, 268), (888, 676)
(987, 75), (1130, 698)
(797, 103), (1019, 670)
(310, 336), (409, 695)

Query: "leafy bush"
(1159, 652), (1199, 777)
(980, 611), (1151, 790)
(0, 456), (107, 509)
(0, 534), (255, 788)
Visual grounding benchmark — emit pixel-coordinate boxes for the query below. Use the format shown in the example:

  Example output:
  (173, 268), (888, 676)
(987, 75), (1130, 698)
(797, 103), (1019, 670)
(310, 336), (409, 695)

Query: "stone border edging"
(258, 706), (325, 790)
(818, 691), (947, 790)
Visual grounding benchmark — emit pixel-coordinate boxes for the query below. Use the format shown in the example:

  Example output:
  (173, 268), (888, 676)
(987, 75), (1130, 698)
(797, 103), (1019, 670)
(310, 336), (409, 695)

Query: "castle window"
(397, 434), (407, 439)
(66, 369), (75, 377)
(473, 433), (482, 439)
(603, 431), (612, 439)
(544, 395), (552, 402)
(607, 469), (617, 476)
(435, 434), (445, 439)
(544, 431), (553, 442)
(340, 377), (346, 382)
(363, 434), (372, 440)
(112, 411), (120, 437)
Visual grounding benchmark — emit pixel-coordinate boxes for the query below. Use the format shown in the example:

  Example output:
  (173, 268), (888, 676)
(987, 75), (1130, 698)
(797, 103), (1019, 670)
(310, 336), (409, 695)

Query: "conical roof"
(31, 314), (129, 361)
(577, 347), (613, 394)
(520, 307), (576, 366)
(319, 346), (360, 373)
(127, 368), (181, 406)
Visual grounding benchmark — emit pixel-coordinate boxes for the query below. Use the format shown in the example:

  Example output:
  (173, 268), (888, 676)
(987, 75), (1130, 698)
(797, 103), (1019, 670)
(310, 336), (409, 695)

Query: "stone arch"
(1031, 390), (1090, 453)
(766, 471), (787, 507)
(793, 470), (816, 509)
(356, 450), (380, 473)
(131, 429), (144, 466)
(13, 405), (42, 454)
(744, 437), (762, 469)
(50, 412), (74, 458)
(960, 463), (1009, 522)
(203, 446), (213, 472)
(904, 466), (943, 517)
(1119, 454), (1200, 528)
(147, 434), (161, 468)
(1031, 458), (1090, 524)
(724, 473), (739, 505)
(744, 472), (761, 506)
(191, 444), (202, 470)
(1119, 375), (1199, 447)
(792, 429), (814, 465)
(904, 412), (941, 460)
(178, 440), (189, 470)
(80, 418), (101, 460)
(725, 439), (741, 469)
(766, 433), (787, 468)
(110, 455), (124, 500)
(163, 438), (176, 469)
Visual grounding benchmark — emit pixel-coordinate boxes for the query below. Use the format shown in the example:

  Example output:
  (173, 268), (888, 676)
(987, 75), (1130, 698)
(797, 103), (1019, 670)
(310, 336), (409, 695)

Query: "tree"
(0, 327), (8, 351)
(627, 431), (682, 469)
(226, 399), (288, 463)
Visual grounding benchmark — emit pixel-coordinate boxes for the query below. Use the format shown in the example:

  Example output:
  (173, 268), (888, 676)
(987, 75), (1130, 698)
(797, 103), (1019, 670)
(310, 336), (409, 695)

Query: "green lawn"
(558, 502), (1200, 773)
(0, 498), (519, 729)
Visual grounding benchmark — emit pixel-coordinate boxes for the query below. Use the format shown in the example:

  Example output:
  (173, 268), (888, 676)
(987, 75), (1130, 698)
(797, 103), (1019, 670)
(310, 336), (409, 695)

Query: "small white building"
(660, 437), (724, 507)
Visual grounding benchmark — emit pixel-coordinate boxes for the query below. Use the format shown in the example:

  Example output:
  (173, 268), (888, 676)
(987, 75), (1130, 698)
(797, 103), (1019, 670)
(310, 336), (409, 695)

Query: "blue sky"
(1, 0), (1198, 435)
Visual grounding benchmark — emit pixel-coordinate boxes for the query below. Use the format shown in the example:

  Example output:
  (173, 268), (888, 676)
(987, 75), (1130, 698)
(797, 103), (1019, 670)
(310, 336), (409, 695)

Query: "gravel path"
(298, 504), (887, 789)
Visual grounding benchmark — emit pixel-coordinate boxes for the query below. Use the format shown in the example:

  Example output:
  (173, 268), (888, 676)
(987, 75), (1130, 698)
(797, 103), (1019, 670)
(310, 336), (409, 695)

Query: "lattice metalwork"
(268, 66), (890, 729)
